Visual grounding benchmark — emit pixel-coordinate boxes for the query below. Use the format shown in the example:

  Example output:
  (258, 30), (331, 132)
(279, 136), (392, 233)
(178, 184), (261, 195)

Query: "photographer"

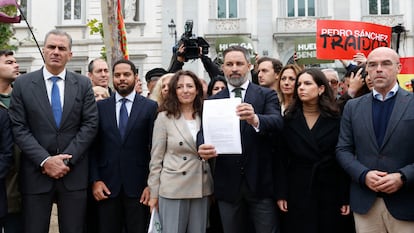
(337, 65), (372, 113)
(167, 44), (222, 80)
(167, 20), (222, 80)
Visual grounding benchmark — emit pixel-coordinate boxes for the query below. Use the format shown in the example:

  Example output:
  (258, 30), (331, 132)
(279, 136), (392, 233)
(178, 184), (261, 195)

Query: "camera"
(359, 66), (368, 80)
(175, 20), (210, 61)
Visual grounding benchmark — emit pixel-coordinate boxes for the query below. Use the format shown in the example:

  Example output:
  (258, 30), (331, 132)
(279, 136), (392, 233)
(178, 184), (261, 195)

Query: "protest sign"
(316, 20), (391, 59)
(398, 57), (414, 92)
(295, 37), (334, 65)
(215, 36), (256, 64)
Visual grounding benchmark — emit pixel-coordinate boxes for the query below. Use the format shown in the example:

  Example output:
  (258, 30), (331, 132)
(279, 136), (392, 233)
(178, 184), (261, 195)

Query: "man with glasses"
(337, 47), (414, 233)
(322, 68), (340, 99)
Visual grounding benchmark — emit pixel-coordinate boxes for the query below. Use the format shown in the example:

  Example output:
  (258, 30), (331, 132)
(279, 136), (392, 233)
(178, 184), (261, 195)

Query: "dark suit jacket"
(337, 88), (414, 221)
(0, 108), (13, 217)
(90, 93), (158, 198)
(198, 83), (283, 202)
(9, 68), (98, 194)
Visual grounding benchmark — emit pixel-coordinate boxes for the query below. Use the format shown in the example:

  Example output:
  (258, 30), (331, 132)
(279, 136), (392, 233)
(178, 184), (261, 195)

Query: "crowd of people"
(0, 29), (413, 233)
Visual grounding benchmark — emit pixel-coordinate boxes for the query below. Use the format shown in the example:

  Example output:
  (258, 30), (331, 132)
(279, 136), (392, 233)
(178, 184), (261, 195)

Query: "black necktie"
(233, 87), (243, 99)
(119, 98), (128, 138)
(50, 76), (62, 127)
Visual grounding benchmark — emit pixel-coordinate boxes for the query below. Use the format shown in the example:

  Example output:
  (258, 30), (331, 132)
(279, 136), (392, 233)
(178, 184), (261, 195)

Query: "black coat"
(278, 110), (351, 233)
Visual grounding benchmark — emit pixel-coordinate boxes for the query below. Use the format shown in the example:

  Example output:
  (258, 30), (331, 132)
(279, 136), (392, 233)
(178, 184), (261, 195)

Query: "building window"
(63, 0), (82, 23)
(217, 0), (238, 18)
(121, 0), (142, 22)
(288, 0), (315, 17)
(369, 0), (390, 15)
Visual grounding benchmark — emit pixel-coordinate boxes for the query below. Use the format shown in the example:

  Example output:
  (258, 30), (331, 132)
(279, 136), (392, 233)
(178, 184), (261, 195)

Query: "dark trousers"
(85, 185), (99, 233)
(97, 192), (149, 233)
(22, 180), (87, 233)
(207, 199), (224, 233)
(218, 181), (279, 233)
(0, 212), (23, 233)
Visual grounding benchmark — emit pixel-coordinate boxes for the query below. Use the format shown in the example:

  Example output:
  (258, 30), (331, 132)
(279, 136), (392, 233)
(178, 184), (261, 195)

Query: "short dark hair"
(44, 29), (73, 50)
(0, 50), (14, 57)
(257, 57), (283, 74)
(88, 58), (106, 73)
(112, 59), (137, 76)
(145, 67), (168, 82)
(222, 45), (250, 63)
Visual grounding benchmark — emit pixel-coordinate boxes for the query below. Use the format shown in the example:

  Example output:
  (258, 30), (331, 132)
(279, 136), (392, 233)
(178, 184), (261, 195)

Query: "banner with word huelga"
(397, 57), (414, 92)
(316, 20), (392, 60)
(215, 36), (256, 64)
(295, 37), (334, 65)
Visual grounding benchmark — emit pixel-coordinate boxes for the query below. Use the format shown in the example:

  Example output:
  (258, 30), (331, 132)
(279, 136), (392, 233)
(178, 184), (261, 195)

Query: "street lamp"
(168, 19), (177, 44)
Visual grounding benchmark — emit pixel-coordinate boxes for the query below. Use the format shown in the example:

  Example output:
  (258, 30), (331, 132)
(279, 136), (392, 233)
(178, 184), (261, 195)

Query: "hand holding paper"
(236, 103), (259, 128)
(202, 98), (242, 154)
(198, 144), (218, 160)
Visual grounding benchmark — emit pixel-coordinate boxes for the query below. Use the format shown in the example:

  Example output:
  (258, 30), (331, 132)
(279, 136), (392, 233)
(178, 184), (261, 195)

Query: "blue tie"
(50, 76), (62, 127)
(119, 98), (128, 138)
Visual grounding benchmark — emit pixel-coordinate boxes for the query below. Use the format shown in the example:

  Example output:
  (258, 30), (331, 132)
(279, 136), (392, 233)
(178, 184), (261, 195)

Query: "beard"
(114, 82), (135, 96)
(226, 71), (251, 87)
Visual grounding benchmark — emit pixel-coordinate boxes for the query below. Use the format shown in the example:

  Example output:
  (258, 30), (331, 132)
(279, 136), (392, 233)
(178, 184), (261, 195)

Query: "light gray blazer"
(148, 111), (213, 199)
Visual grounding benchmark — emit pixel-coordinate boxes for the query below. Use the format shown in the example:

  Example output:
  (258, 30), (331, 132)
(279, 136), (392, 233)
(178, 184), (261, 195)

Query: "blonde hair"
(149, 73), (174, 108)
(92, 86), (110, 100)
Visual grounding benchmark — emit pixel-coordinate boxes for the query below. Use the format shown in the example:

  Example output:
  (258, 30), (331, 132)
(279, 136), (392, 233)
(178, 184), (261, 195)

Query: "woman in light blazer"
(148, 70), (213, 233)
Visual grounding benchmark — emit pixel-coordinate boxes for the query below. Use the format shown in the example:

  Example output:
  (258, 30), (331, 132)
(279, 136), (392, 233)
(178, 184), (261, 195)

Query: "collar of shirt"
(115, 91), (136, 125)
(228, 80), (250, 98)
(43, 67), (66, 106)
(372, 82), (399, 101)
(43, 67), (66, 81)
(115, 91), (136, 104)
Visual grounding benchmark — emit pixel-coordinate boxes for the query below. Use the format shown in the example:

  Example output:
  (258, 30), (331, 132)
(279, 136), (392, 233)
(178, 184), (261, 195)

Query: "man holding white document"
(198, 45), (283, 233)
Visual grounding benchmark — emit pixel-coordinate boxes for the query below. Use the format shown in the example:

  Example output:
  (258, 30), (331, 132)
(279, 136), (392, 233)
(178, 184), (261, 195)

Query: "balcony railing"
(276, 16), (331, 34)
(361, 14), (404, 27)
(207, 18), (248, 35)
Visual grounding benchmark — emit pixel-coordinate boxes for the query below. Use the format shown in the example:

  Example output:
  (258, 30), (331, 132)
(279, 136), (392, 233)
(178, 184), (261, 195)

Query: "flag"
(117, 0), (128, 59)
(0, 0), (21, 23)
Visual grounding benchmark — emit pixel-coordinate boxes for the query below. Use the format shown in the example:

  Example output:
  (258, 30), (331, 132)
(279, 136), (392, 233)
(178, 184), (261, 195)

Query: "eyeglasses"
(367, 60), (399, 70)
(329, 79), (338, 85)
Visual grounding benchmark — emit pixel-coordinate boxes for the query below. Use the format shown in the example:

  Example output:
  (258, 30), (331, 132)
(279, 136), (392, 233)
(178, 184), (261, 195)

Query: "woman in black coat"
(276, 68), (352, 233)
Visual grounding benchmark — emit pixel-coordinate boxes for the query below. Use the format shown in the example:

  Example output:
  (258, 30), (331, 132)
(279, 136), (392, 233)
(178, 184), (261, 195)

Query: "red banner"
(400, 57), (414, 74)
(117, 0), (129, 59)
(316, 20), (391, 60)
(398, 57), (414, 92)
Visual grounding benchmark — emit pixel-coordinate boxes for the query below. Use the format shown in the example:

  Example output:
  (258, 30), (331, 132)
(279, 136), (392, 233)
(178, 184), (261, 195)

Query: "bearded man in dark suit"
(198, 46), (283, 233)
(90, 59), (158, 233)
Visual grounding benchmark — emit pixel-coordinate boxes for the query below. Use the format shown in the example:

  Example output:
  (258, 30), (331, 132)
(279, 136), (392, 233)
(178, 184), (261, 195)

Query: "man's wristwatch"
(399, 171), (407, 185)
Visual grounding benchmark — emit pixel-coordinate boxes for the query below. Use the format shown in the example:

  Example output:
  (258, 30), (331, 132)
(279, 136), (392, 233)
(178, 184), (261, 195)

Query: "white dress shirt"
(115, 91), (136, 127)
(43, 68), (66, 108)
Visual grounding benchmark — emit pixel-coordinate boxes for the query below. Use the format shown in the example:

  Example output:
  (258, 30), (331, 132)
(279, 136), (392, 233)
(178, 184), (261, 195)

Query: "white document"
(202, 98), (242, 154)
